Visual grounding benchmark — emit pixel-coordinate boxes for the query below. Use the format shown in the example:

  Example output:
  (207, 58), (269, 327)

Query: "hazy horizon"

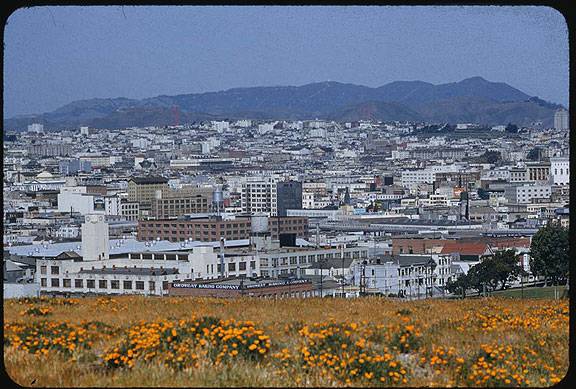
(4, 6), (569, 118)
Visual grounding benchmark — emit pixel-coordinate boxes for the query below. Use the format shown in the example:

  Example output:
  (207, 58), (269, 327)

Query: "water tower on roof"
(212, 186), (224, 215)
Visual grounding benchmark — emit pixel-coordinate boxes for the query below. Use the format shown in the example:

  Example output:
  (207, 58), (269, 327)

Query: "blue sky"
(3, 6), (569, 118)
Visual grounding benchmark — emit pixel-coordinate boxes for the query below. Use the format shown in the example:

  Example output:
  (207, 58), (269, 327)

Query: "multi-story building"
(352, 254), (452, 297)
(59, 159), (92, 175)
(120, 200), (140, 221)
(504, 183), (552, 204)
(276, 181), (302, 217)
(127, 176), (169, 216)
(509, 167), (528, 183)
(258, 245), (368, 278)
(554, 109), (569, 130)
(137, 214), (308, 242)
(241, 176), (278, 216)
(550, 157), (570, 185)
(526, 162), (550, 182)
(27, 143), (72, 157)
(151, 186), (213, 219)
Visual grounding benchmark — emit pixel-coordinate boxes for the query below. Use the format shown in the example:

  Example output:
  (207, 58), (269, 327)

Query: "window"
(51, 278), (60, 287)
(63, 279), (71, 288)
(250, 261), (256, 269)
(123, 280), (132, 289)
(51, 266), (59, 275)
(40, 265), (47, 275)
(229, 263), (236, 272)
(136, 281), (145, 290)
(99, 280), (107, 289)
(75, 279), (83, 288)
(239, 262), (246, 271)
(41, 278), (47, 287)
(149, 281), (156, 291)
(87, 280), (95, 289)
(162, 281), (169, 290)
(111, 280), (120, 289)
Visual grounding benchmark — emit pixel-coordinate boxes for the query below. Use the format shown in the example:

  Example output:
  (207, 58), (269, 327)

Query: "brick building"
(137, 215), (308, 242)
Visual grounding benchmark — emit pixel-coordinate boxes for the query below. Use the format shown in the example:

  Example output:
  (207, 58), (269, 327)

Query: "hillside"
(4, 77), (564, 130)
(3, 295), (568, 387)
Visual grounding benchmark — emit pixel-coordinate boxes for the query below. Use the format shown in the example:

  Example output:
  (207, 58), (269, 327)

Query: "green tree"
(530, 221), (569, 285)
(445, 275), (470, 298)
(466, 260), (497, 292)
(489, 250), (526, 290)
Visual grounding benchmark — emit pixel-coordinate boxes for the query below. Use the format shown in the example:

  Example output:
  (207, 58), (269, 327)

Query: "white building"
(241, 177), (278, 216)
(505, 184), (552, 204)
(352, 254), (453, 298)
(211, 121), (230, 132)
(401, 169), (435, 189)
(554, 109), (569, 130)
(81, 214), (110, 261)
(27, 123), (44, 133)
(550, 157), (570, 185)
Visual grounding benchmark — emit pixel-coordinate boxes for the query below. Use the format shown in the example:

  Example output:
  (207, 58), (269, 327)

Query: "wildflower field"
(3, 296), (569, 387)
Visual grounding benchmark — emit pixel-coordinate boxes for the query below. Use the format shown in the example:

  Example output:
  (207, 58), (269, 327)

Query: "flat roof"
(7, 238), (252, 258)
(79, 267), (179, 276)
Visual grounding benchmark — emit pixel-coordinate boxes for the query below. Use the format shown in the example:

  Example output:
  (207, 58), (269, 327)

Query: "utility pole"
(341, 243), (345, 298)
(359, 260), (367, 296)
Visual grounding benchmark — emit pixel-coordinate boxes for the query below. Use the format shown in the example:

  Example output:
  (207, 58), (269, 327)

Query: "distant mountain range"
(4, 77), (565, 130)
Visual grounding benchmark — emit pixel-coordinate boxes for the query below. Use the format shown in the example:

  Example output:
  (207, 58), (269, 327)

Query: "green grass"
(489, 286), (568, 299)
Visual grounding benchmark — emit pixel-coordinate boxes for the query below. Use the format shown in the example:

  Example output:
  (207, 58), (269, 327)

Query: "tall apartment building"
(137, 215), (308, 242)
(127, 176), (169, 217)
(276, 181), (302, 217)
(554, 109), (569, 130)
(241, 177), (278, 216)
(151, 186), (213, 219)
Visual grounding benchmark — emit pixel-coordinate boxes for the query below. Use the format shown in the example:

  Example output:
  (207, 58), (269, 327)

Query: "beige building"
(151, 186), (213, 219)
(127, 177), (169, 216)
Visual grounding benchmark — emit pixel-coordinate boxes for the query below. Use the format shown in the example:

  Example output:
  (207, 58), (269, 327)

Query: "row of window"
(41, 278), (168, 290)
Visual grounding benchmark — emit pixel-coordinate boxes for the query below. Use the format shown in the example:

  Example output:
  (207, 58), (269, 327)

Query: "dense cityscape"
(3, 108), (569, 299)
(3, 6), (570, 387)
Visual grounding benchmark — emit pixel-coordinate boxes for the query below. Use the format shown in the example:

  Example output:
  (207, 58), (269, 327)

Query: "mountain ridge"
(4, 77), (564, 130)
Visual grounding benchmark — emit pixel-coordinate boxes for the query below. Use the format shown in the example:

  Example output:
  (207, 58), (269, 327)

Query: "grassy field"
(490, 286), (568, 299)
(3, 296), (569, 387)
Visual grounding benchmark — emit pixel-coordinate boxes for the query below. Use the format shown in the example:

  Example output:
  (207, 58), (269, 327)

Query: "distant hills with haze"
(4, 77), (565, 130)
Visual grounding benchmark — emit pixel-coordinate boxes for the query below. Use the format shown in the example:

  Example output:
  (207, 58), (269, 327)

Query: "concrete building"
(241, 177), (278, 216)
(525, 162), (550, 182)
(276, 181), (303, 217)
(151, 186), (213, 219)
(504, 184), (552, 204)
(27, 123), (44, 133)
(554, 109), (569, 130)
(59, 159), (92, 175)
(127, 176), (169, 216)
(550, 157), (570, 185)
(81, 214), (109, 261)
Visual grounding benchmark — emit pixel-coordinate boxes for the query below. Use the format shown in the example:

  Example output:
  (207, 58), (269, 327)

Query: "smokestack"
(219, 237), (225, 278)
